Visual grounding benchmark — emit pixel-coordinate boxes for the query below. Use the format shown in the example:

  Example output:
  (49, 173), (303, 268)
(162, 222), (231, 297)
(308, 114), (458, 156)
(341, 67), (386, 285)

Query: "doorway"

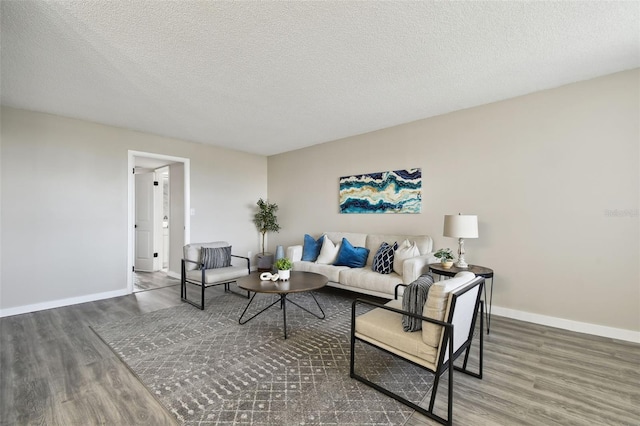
(128, 151), (190, 294)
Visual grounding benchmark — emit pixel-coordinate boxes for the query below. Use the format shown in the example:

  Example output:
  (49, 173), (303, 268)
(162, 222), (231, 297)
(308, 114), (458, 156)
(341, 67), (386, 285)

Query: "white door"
(135, 172), (156, 272)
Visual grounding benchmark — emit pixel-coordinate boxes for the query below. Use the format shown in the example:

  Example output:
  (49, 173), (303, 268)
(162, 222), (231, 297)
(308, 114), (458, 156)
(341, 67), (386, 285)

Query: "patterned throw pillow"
(201, 246), (231, 269)
(401, 274), (435, 332)
(372, 241), (398, 274)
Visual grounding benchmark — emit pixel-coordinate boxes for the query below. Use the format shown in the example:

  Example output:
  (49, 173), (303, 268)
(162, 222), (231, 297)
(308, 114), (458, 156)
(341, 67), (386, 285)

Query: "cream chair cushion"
(186, 265), (249, 284)
(355, 299), (438, 369)
(422, 271), (476, 347)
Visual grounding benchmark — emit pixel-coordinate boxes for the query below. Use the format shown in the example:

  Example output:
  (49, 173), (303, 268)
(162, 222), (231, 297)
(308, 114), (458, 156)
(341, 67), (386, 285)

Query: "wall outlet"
(247, 251), (252, 259)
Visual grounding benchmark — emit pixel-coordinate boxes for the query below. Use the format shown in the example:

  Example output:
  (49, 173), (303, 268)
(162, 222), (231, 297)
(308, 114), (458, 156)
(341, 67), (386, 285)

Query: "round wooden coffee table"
(237, 271), (328, 339)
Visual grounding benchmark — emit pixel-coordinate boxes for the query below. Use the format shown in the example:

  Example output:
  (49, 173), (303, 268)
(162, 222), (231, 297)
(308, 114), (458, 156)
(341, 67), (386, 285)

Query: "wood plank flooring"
(1, 281), (638, 425)
(1, 285), (182, 426)
(133, 270), (180, 292)
(406, 316), (640, 426)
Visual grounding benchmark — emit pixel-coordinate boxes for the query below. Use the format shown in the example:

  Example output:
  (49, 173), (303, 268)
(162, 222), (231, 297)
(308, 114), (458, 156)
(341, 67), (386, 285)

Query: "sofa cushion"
(302, 234), (324, 261)
(292, 261), (349, 282)
(401, 274), (434, 332)
(393, 239), (420, 275)
(317, 236), (341, 264)
(422, 271), (476, 347)
(339, 267), (403, 295)
(372, 242), (397, 274)
(334, 238), (370, 268)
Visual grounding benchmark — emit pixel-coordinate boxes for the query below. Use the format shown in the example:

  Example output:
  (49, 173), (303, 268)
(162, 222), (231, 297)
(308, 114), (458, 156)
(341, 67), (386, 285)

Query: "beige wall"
(0, 107), (267, 312)
(268, 70), (640, 333)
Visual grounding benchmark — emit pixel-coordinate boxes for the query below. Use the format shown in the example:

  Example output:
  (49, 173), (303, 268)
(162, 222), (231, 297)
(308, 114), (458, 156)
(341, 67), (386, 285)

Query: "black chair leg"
(200, 284), (205, 310)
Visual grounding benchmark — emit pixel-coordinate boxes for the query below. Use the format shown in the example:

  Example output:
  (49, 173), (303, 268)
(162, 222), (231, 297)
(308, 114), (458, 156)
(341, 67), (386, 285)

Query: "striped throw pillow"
(201, 246), (231, 269)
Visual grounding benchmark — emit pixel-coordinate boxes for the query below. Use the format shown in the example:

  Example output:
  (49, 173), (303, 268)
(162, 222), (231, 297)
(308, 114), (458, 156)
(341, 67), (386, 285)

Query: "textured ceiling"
(1, 1), (639, 156)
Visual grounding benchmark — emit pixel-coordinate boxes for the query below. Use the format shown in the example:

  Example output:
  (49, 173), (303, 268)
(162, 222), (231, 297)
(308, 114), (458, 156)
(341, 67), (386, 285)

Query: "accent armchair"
(181, 241), (250, 310)
(350, 272), (484, 425)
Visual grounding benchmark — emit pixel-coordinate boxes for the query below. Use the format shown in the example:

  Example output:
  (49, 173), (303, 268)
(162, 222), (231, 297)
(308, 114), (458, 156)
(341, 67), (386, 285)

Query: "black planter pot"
(256, 253), (274, 272)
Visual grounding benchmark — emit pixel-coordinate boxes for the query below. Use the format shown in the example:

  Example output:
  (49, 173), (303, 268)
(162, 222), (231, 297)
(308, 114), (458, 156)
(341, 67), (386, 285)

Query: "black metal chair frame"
(350, 277), (484, 426)
(181, 255), (251, 310)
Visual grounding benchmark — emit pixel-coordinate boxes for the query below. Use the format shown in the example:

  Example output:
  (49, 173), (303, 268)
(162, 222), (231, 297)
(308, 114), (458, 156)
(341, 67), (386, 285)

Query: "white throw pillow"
(316, 237), (342, 264)
(393, 239), (420, 275)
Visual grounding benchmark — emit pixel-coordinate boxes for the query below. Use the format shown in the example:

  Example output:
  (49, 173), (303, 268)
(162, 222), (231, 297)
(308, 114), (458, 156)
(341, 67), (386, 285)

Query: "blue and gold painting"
(339, 168), (422, 214)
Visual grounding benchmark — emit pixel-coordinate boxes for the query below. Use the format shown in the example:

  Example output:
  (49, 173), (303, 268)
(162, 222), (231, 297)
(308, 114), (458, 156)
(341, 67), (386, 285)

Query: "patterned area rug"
(92, 288), (435, 425)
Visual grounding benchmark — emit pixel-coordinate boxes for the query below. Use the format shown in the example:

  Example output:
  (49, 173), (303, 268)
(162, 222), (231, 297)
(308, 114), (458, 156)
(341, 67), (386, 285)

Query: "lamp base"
(454, 260), (469, 268)
(455, 237), (469, 268)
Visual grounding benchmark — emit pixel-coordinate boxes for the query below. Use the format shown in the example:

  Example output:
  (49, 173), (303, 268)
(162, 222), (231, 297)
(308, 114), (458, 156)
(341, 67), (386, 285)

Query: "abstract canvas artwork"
(339, 168), (422, 214)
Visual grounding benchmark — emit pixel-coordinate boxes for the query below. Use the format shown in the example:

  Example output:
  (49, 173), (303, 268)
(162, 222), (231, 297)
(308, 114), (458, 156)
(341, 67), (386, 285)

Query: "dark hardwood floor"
(1, 279), (638, 425)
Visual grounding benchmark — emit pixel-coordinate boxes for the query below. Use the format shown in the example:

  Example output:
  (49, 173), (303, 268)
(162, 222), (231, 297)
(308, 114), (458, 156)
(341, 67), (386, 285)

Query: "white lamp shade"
(443, 214), (478, 238)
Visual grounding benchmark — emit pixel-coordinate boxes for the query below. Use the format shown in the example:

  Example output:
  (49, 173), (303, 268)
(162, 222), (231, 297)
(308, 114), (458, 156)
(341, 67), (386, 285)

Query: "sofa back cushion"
(324, 232), (367, 248)
(184, 241), (230, 271)
(366, 234), (433, 266)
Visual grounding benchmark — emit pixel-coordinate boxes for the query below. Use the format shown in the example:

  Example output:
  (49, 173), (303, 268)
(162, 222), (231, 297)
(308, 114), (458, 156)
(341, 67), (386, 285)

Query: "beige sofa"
(286, 231), (437, 299)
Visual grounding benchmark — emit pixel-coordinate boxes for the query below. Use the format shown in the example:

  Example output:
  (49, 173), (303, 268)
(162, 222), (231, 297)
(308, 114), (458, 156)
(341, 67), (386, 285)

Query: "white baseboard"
(0, 288), (130, 318)
(491, 305), (640, 344)
(167, 270), (180, 280)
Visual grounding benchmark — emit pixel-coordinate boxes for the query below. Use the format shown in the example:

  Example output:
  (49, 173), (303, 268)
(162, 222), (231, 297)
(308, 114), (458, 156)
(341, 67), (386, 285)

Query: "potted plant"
(253, 198), (281, 271)
(434, 248), (455, 269)
(274, 257), (293, 281)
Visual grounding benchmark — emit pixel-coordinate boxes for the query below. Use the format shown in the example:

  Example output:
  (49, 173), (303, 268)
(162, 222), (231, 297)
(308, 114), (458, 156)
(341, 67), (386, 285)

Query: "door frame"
(128, 150), (191, 294)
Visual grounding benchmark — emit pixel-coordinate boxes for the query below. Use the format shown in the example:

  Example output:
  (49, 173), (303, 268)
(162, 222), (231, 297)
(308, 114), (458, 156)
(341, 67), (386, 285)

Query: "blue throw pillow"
(334, 238), (370, 268)
(372, 241), (398, 274)
(302, 234), (324, 261)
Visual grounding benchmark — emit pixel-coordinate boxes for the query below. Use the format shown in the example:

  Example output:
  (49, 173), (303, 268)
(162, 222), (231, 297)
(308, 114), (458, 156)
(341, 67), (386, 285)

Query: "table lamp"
(443, 214), (478, 268)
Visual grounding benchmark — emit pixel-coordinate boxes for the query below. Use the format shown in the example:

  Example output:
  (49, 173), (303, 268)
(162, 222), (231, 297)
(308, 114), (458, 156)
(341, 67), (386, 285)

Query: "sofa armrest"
(402, 253), (438, 284)
(287, 245), (303, 262)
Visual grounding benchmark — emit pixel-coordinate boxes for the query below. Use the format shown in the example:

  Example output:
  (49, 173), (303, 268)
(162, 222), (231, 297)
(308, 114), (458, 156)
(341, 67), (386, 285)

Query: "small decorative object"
(434, 248), (455, 268)
(275, 245), (285, 261)
(443, 213), (479, 268)
(259, 272), (280, 281)
(274, 257), (293, 281)
(253, 198), (281, 271)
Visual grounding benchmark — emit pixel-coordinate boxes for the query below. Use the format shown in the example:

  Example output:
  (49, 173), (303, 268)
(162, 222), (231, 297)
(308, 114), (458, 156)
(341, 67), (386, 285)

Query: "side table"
(428, 263), (495, 334)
